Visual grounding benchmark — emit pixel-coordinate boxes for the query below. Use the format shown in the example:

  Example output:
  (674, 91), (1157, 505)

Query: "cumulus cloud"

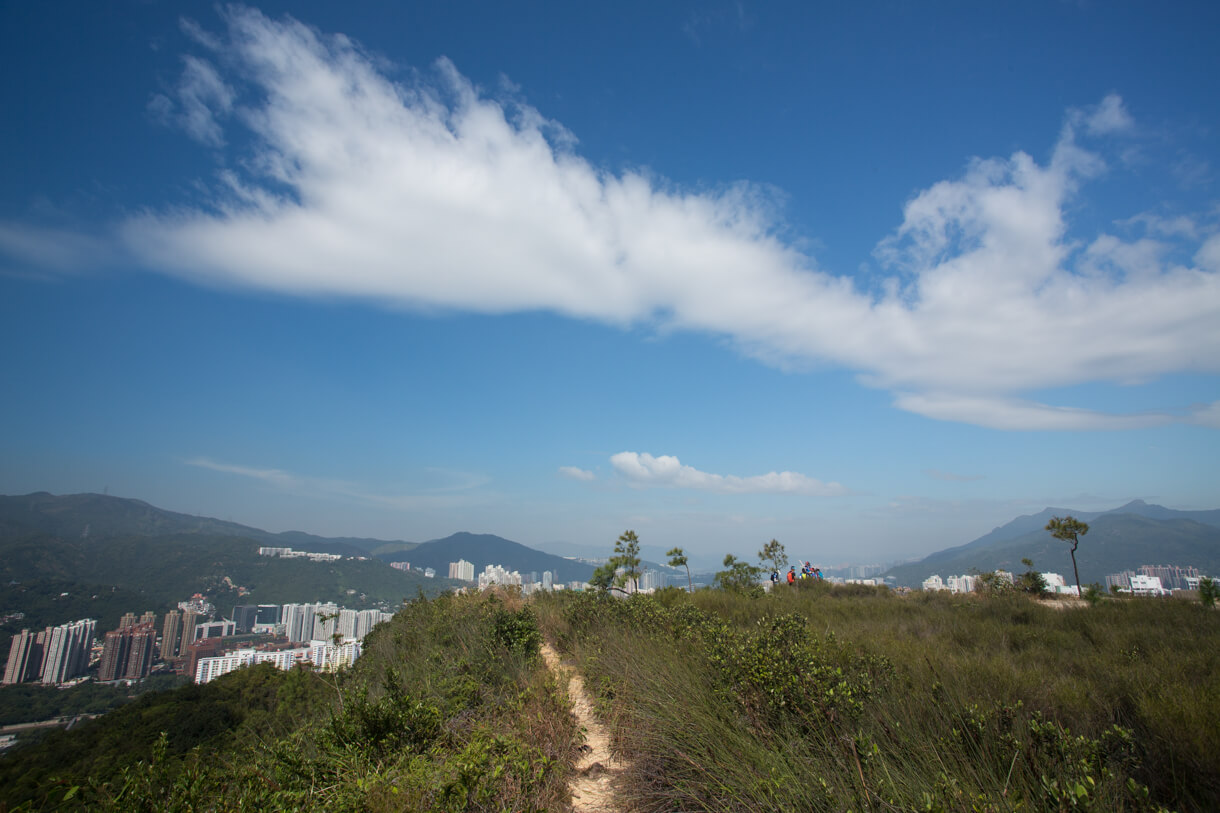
(12, 7), (1214, 431)
(609, 452), (847, 496)
(558, 466), (595, 481)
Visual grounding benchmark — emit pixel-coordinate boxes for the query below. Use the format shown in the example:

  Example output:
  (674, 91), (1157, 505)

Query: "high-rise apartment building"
(449, 559), (475, 581)
(232, 605), (258, 634)
(123, 623), (157, 679)
(161, 610), (183, 660)
(3, 629), (45, 684)
(179, 611), (199, 656)
(39, 619), (96, 685)
(97, 630), (132, 682)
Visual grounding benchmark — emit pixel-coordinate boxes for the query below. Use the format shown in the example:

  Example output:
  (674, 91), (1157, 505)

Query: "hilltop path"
(541, 642), (626, 813)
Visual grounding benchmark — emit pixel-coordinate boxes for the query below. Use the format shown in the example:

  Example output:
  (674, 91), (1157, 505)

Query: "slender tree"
(1045, 516), (1089, 598)
(613, 530), (643, 594)
(757, 538), (788, 575)
(666, 546), (692, 592)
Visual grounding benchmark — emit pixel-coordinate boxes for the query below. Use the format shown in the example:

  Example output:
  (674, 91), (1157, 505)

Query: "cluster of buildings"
(257, 546), (348, 563)
(447, 559), (588, 593)
(2, 619), (97, 686)
(922, 563), (1211, 597)
(2, 594), (394, 688)
(1105, 565), (1204, 595)
(389, 561), (436, 577)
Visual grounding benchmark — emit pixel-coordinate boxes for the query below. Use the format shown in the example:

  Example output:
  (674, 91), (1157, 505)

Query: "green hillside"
(0, 532), (461, 645)
(886, 507), (1220, 587)
(0, 492), (415, 556)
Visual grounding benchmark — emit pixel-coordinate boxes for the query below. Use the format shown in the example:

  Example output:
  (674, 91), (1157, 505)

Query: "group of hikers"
(771, 561), (824, 586)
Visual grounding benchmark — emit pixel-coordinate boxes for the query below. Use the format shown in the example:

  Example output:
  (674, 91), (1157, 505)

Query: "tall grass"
(536, 587), (1219, 811)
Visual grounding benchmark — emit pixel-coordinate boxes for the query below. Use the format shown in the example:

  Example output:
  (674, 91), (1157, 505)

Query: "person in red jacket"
(786, 566), (796, 585)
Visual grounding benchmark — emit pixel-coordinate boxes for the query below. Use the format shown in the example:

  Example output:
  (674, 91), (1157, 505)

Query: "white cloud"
(7, 7), (1216, 432)
(149, 54), (234, 147)
(609, 452), (847, 496)
(893, 393), (1174, 431)
(559, 466), (595, 481)
(0, 223), (116, 274)
(1081, 93), (1134, 135)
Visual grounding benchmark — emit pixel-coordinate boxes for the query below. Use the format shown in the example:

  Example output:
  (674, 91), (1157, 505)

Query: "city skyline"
(2, 2), (1218, 564)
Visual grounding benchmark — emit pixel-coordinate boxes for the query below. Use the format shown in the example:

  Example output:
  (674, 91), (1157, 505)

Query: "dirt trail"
(541, 642), (626, 813)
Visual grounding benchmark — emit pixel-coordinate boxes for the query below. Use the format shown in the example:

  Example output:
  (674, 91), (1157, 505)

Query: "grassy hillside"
(536, 585), (1219, 811)
(4, 582), (1216, 810)
(0, 591), (578, 811)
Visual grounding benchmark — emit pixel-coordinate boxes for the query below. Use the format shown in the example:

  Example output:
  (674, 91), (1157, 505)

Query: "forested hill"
(380, 532), (596, 584)
(885, 501), (1220, 587)
(0, 492), (415, 556)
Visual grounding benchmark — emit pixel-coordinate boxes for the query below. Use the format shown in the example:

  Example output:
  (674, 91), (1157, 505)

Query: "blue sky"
(2, 1), (1218, 569)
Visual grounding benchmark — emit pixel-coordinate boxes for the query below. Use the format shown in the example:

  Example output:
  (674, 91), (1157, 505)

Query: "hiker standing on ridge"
(787, 566), (796, 585)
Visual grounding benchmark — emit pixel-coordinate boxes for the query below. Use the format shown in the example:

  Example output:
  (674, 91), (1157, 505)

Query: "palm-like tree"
(1045, 516), (1089, 598)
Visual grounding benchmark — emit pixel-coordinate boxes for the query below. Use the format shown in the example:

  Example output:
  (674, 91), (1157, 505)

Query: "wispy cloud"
(5, 8), (1217, 432)
(185, 456), (482, 509)
(610, 451), (847, 496)
(558, 466), (595, 481)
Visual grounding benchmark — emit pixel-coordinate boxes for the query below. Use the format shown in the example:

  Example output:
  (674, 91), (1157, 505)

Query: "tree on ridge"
(757, 538), (788, 576)
(1045, 516), (1089, 598)
(666, 546), (692, 592)
(613, 530), (642, 594)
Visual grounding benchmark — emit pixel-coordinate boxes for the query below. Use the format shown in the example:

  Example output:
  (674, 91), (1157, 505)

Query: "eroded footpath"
(540, 642), (626, 813)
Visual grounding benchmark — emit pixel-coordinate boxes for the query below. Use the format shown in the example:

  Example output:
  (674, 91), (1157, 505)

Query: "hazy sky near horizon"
(2, 1), (1218, 568)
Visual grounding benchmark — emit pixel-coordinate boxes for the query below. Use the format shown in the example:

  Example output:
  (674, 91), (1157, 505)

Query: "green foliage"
(714, 553), (763, 594)
(612, 529), (642, 593)
(1018, 557), (1049, 595)
(973, 569), (1015, 595)
(1200, 576), (1219, 607)
(0, 674), (188, 727)
(666, 546), (692, 592)
(587, 561), (616, 592)
(757, 538), (788, 574)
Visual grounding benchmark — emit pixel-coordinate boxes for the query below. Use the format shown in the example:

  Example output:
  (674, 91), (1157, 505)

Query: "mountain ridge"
(884, 501), (1220, 587)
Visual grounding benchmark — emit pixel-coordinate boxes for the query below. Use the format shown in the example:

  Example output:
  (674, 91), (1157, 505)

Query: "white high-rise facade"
(39, 619), (96, 684)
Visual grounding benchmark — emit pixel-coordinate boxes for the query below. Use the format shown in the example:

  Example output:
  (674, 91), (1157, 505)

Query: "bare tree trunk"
(1070, 542), (1082, 598)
